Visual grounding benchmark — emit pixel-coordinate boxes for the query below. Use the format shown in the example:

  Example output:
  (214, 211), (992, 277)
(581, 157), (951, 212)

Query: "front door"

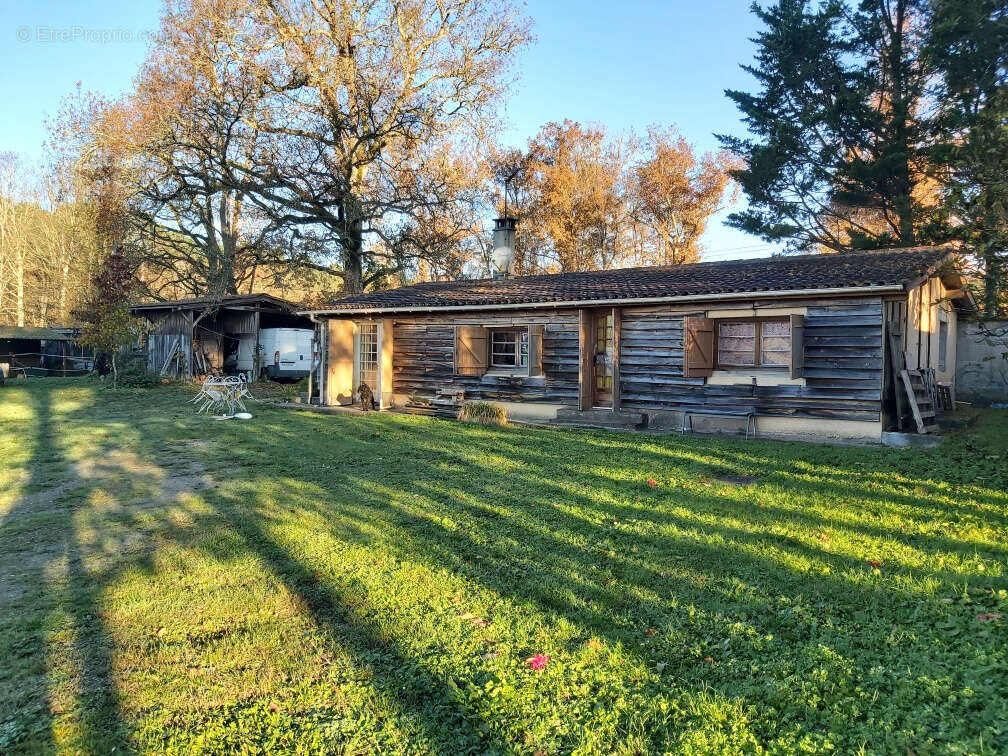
(592, 309), (614, 408)
(356, 322), (379, 403)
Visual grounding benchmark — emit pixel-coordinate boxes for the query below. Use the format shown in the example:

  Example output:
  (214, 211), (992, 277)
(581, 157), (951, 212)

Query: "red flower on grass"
(866, 559), (883, 569)
(526, 653), (550, 670)
(647, 478), (657, 487)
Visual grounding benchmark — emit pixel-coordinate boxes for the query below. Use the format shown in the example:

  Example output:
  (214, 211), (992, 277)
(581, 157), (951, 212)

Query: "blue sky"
(0, 0), (777, 259)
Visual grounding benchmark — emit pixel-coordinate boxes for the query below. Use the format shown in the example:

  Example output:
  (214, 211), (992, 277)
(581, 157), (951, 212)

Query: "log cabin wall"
(392, 310), (580, 404)
(381, 295), (887, 421)
(618, 297), (885, 422)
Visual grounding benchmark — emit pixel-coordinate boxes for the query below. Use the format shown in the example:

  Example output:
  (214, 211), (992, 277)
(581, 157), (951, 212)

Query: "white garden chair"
(193, 375), (254, 416)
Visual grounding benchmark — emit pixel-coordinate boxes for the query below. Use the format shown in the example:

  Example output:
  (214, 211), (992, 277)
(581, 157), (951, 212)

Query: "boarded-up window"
(715, 319), (791, 369)
(761, 321), (790, 366)
(683, 317), (715, 377)
(455, 326), (488, 376)
(717, 321), (757, 367)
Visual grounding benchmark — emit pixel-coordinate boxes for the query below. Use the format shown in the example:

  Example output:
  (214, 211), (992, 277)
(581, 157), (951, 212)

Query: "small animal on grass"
(357, 382), (376, 411)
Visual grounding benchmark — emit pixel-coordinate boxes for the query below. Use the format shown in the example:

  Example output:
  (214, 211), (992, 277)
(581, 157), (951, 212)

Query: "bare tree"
(208, 0), (532, 293)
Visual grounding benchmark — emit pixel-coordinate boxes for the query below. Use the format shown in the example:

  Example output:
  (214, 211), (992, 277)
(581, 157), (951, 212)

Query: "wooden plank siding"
(383, 297), (885, 422)
(618, 301), (885, 421)
(392, 310), (580, 404)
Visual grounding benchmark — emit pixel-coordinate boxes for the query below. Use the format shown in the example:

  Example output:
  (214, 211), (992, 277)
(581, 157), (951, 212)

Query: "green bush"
(457, 400), (507, 426)
(116, 353), (163, 388)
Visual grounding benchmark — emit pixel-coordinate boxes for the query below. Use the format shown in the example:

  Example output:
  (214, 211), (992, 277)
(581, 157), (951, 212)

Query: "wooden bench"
(681, 407), (758, 440)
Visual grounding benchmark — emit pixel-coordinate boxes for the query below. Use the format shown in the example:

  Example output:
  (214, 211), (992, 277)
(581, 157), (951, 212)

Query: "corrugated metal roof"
(130, 293), (298, 314)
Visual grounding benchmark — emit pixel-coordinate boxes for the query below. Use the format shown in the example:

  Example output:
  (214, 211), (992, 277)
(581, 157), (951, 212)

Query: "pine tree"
(719, 0), (936, 253)
(926, 0), (1008, 316)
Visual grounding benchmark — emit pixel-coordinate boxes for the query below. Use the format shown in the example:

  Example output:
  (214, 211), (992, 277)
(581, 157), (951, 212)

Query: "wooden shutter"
(683, 316), (714, 378)
(528, 324), (544, 376)
(454, 325), (487, 376)
(789, 314), (804, 379)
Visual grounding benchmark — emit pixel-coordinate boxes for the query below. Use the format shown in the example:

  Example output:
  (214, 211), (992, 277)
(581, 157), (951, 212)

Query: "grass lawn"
(1, 380), (1006, 754)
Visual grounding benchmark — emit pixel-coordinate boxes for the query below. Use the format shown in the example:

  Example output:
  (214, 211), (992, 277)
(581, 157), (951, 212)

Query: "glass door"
(357, 323), (379, 401)
(593, 310), (614, 408)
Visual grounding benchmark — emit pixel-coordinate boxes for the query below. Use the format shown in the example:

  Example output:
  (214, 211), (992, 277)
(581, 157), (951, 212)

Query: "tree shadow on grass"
(0, 384), (127, 752)
(218, 408), (1008, 751)
(5, 388), (1004, 753)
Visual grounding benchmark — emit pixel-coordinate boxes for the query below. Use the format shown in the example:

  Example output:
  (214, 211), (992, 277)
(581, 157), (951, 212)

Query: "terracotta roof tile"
(318, 247), (953, 313)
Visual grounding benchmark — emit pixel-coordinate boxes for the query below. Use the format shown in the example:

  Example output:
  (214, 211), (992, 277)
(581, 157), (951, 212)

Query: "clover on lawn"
(526, 653), (550, 670)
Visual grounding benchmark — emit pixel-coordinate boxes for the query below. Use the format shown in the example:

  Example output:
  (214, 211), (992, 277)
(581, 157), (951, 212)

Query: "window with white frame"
(357, 322), (379, 390)
(490, 329), (528, 369)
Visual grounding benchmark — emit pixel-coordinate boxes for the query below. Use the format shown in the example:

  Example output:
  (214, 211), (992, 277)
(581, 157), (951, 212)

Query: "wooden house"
(302, 248), (973, 441)
(130, 294), (315, 380)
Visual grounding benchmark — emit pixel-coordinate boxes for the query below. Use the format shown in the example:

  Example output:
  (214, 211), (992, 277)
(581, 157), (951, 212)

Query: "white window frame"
(489, 328), (528, 370)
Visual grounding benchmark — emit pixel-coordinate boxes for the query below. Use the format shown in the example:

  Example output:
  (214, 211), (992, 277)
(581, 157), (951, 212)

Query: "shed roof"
(307, 247), (959, 315)
(130, 293), (298, 315)
(0, 326), (74, 341)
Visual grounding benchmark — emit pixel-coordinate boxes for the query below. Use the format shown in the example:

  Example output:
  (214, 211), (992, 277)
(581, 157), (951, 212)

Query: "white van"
(225, 328), (314, 381)
(259, 327), (314, 381)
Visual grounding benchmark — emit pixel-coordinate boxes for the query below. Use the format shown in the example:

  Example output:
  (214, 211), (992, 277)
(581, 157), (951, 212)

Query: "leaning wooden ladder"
(900, 369), (939, 434)
(886, 322), (938, 434)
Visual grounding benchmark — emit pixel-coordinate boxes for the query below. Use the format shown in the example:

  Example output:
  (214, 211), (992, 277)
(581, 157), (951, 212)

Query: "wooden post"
(886, 322), (907, 431)
(252, 306), (261, 382)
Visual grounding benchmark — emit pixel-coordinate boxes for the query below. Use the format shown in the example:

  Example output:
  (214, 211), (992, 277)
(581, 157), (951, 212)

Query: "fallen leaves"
(459, 610), (489, 628)
(976, 612), (1002, 623)
(866, 559), (883, 569)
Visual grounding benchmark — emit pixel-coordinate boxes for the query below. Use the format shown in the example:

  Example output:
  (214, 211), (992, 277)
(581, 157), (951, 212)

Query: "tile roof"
(314, 247), (954, 314)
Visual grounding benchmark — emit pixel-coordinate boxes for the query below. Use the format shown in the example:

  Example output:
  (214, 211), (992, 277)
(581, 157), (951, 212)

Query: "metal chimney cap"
(494, 216), (517, 230)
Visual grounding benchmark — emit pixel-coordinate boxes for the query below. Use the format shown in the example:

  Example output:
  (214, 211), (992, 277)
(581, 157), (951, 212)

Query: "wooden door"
(592, 309), (614, 408)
